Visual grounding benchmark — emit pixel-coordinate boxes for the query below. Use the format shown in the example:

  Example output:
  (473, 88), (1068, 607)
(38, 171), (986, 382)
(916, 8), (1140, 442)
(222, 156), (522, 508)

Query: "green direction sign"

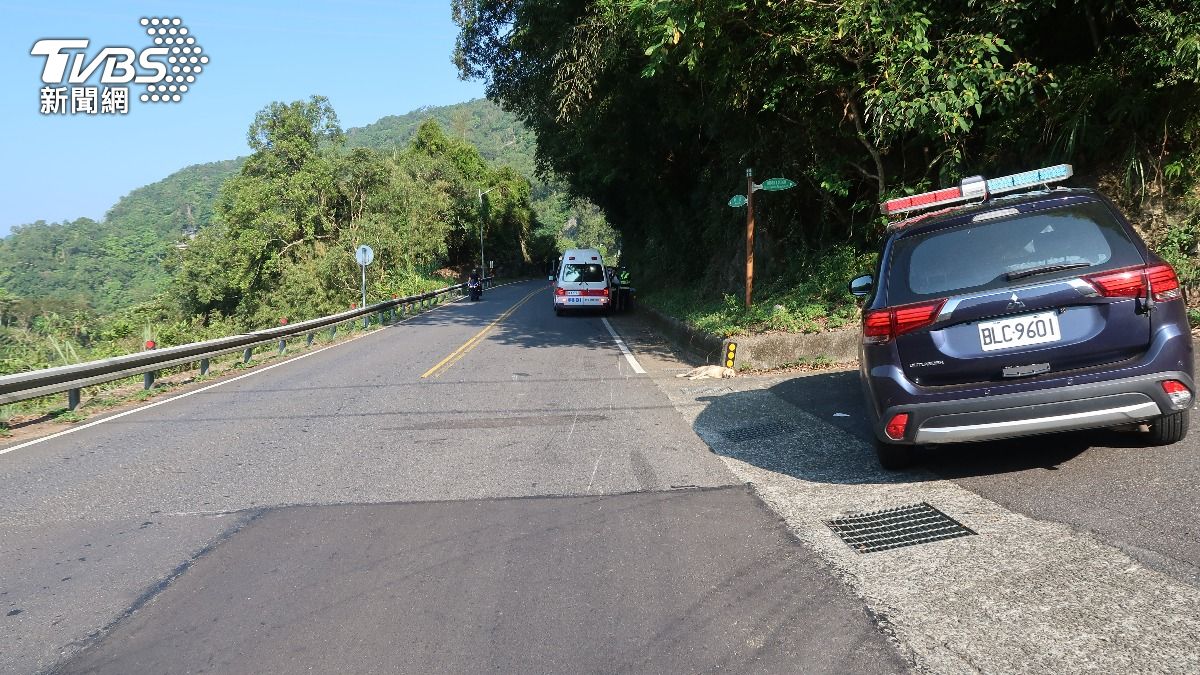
(759, 177), (797, 192)
(727, 194), (748, 208)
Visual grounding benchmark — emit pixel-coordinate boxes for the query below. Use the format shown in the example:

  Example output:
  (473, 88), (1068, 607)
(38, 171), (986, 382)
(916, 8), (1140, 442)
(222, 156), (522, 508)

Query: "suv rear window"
(561, 263), (605, 283)
(887, 201), (1144, 304)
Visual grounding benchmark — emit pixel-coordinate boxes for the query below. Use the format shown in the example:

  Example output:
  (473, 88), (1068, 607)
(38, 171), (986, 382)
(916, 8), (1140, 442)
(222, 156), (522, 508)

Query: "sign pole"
(478, 190), (485, 277)
(745, 168), (755, 309)
(355, 244), (374, 327)
(728, 173), (790, 309)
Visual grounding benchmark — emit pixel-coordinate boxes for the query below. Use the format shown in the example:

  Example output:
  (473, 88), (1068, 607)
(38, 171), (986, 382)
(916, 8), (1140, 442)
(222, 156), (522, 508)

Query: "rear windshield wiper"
(1005, 262), (1091, 281)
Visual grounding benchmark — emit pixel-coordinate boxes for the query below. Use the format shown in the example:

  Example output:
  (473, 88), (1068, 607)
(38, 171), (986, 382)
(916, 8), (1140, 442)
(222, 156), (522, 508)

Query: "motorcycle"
(467, 278), (483, 301)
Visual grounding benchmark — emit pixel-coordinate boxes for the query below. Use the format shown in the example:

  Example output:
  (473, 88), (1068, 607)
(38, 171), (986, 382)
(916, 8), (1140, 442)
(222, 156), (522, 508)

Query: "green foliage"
(455, 0), (1200, 317)
(168, 99), (545, 327)
(0, 160), (241, 313)
(346, 98), (617, 267)
(347, 98), (539, 179)
(642, 245), (874, 336)
(52, 409), (86, 423)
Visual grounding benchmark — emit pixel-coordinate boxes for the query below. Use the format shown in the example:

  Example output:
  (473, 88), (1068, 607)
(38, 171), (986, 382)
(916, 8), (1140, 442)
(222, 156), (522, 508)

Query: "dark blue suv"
(850, 165), (1194, 469)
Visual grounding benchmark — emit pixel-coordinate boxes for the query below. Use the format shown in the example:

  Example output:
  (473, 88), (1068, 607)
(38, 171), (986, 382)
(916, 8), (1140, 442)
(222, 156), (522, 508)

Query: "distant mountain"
(0, 99), (540, 313)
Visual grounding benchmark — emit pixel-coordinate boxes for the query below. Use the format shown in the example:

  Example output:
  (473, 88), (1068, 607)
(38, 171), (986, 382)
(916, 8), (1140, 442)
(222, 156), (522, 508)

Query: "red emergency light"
(882, 165), (1073, 218)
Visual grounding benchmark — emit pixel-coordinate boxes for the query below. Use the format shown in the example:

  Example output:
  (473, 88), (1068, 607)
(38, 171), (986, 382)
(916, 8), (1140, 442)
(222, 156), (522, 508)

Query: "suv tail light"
(1147, 264), (1182, 301)
(884, 413), (910, 440)
(863, 299), (947, 344)
(1083, 263), (1182, 302)
(554, 287), (567, 296)
(1161, 380), (1193, 410)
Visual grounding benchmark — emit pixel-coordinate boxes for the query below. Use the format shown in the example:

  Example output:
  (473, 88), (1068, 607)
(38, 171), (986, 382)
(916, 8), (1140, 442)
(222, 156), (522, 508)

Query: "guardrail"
(0, 277), (494, 409)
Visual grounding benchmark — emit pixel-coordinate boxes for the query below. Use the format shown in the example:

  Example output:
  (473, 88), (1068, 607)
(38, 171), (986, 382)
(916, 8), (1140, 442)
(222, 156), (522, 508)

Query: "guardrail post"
(68, 388), (80, 411)
(243, 347), (253, 364)
(199, 358), (209, 376)
(306, 332), (315, 346)
(143, 339), (157, 389)
(278, 319), (289, 354)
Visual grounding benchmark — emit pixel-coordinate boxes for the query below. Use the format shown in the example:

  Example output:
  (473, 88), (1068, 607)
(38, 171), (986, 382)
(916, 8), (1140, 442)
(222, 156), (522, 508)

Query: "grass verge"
(640, 247), (872, 337)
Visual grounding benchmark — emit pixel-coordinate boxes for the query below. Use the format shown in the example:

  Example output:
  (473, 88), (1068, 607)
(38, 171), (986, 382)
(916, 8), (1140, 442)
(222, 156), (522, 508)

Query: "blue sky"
(0, 0), (485, 236)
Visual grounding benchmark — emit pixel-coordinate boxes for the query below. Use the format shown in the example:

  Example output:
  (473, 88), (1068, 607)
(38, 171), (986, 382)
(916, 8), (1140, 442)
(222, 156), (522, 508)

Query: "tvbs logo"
(31, 17), (207, 115)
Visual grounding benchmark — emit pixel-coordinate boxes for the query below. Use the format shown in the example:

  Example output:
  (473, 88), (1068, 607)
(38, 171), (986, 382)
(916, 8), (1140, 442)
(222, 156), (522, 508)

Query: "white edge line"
(0, 279), (539, 457)
(600, 317), (647, 374)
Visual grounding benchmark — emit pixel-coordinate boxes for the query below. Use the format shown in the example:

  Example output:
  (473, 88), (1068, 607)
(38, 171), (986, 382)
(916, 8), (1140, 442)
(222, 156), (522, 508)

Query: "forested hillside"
(0, 98), (608, 316)
(454, 0), (1200, 332)
(0, 160), (239, 314)
(347, 98), (539, 181)
(167, 96), (547, 327)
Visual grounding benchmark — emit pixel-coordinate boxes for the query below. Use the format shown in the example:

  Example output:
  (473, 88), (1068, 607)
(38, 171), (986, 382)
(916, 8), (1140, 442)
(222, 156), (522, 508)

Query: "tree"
(454, 0), (1200, 290)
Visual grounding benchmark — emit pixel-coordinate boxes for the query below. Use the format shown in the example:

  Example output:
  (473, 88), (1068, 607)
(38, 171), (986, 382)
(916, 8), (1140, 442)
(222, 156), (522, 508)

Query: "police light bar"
(985, 164), (1073, 195)
(881, 164), (1074, 217)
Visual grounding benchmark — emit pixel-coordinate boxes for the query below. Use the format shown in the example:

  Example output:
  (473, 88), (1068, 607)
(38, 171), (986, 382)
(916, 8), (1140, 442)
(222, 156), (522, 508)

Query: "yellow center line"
(420, 286), (544, 379)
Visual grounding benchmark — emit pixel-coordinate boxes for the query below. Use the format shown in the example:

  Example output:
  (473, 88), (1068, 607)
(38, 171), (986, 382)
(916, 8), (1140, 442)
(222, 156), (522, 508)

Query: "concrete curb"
(726, 329), (859, 370)
(639, 303), (859, 370)
(638, 304), (726, 364)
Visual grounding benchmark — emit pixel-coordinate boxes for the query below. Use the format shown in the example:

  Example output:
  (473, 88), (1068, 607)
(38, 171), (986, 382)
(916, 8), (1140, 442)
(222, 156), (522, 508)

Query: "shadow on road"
(399, 282), (634, 356)
(691, 367), (1170, 485)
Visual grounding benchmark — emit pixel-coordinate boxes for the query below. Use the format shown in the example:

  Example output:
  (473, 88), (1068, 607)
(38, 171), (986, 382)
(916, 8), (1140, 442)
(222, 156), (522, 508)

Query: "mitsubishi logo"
(1007, 292), (1026, 311)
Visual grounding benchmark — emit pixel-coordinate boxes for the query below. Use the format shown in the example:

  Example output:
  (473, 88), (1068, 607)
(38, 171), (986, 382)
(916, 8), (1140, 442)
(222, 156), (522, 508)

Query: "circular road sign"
(355, 244), (375, 266)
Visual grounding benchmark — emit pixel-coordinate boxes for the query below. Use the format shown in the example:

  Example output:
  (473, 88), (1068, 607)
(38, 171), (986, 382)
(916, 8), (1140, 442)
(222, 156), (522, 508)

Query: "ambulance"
(551, 249), (611, 315)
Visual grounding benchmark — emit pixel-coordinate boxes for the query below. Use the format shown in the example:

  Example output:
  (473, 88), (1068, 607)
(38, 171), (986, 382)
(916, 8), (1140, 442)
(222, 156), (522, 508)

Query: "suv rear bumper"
(877, 371), (1191, 445)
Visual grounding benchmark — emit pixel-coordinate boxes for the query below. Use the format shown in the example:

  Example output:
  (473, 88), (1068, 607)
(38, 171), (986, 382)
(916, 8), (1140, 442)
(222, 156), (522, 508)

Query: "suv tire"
(874, 438), (916, 470)
(1148, 409), (1189, 445)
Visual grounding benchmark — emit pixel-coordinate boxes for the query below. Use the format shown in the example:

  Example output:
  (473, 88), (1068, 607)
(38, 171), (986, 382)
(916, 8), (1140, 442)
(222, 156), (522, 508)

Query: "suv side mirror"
(849, 275), (874, 297)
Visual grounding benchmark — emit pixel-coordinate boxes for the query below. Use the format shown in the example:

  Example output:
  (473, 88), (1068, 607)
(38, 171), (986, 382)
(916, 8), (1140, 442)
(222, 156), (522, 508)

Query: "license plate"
(567, 290), (581, 296)
(979, 311), (1061, 352)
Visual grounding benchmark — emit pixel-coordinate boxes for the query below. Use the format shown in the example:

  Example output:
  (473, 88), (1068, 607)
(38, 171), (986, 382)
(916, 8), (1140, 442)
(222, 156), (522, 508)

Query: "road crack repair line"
(655, 380), (1200, 674)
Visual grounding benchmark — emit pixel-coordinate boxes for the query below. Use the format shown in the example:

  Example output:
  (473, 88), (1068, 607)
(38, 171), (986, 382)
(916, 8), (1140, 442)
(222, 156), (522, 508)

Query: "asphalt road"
(1, 280), (905, 674)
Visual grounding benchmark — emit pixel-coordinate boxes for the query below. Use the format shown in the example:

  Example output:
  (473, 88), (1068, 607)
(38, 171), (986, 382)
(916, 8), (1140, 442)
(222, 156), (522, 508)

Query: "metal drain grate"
(825, 502), (976, 553)
(719, 420), (797, 443)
